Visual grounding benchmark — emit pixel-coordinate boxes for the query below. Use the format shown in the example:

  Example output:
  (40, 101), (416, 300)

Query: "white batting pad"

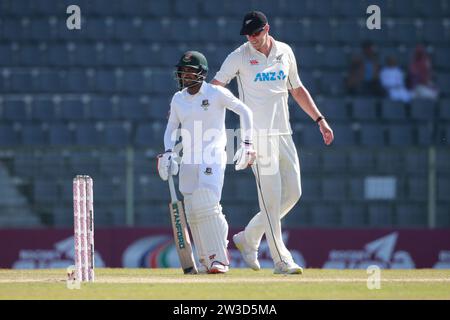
(188, 188), (229, 268)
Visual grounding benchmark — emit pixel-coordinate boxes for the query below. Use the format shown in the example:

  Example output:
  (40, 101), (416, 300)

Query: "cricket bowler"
(211, 11), (334, 274)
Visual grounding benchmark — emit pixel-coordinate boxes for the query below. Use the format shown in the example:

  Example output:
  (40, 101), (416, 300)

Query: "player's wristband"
(315, 116), (325, 124)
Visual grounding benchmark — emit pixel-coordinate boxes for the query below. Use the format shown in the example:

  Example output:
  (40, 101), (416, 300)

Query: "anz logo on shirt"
(254, 70), (286, 82)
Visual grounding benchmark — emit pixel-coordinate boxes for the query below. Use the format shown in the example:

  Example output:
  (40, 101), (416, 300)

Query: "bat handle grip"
(168, 174), (178, 202)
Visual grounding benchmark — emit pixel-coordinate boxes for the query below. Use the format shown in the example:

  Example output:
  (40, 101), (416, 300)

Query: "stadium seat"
(439, 99), (450, 120)
(311, 204), (340, 227)
(117, 96), (149, 120)
(375, 151), (403, 172)
(33, 180), (59, 204)
(31, 98), (58, 121)
(396, 204), (427, 227)
(331, 124), (356, 146)
(318, 72), (345, 96)
(141, 19), (172, 41)
(21, 124), (47, 145)
(437, 176), (450, 202)
(340, 204), (367, 227)
(36, 70), (63, 93)
(114, 18), (143, 41)
(233, 177), (257, 202)
(301, 176), (322, 201)
(0, 125), (20, 146)
(101, 43), (125, 67)
(123, 44), (153, 67)
(121, 70), (152, 94)
(359, 124), (385, 146)
(380, 99), (407, 120)
(10, 70), (34, 93)
(422, 21), (446, 44)
(301, 124), (324, 146)
(18, 44), (46, 67)
(349, 177), (364, 201)
(3, 99), (30, 121)
(151, 69), (177, 94)
(0, 44), (14, 66)
(104, 123), (130, 146)
(316, 97), (349, 121)
(406, 176), (428, 201)
(386, 124), (414, 146)
(321, 47), (348, 69)
(387, 21), (419, 45)
(436, 73), (450, 96)
(349, 149), (375, 172)
(433, 49), (450, 71)
(88, 96), (118, 120)
(437, 205), (450, 227)
(368, 204), (394, 226)
(94, 70), (116, 93)
(149, 97), (171, 120)
(70, 44), (99, 67)
(417, 124), (433, 146)
(84, 18), (116, 41)
(75, 123), (103, 145)
(48, 124), (74, 145)
(298, 150), (321, 173)
(322, 150), (347, 172)
(410, 99), (436, 121)
(404, 149), (428, 173)
(322, 177), (347, 201)
(60, 97), (86, 120)
(173, 0), (201, 17)
(334, 20), (362, 44)
(351, 98), (378, 120)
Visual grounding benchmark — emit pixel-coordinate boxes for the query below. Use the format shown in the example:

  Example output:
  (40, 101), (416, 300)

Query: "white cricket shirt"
(164, 82), (253, 163)
(214, 38), (302, 136)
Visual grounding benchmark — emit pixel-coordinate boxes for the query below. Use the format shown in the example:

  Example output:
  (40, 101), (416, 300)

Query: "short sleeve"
(214, 50), (241, 85)
(287, 46), (303, 90)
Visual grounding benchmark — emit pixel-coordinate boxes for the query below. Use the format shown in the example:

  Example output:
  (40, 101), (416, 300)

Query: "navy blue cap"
(239, 11), (268, 35)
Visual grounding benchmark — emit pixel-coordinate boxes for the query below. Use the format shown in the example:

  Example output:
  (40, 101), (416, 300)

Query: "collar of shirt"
(181, 81), (207, 99)
(248, 36), (278, 60)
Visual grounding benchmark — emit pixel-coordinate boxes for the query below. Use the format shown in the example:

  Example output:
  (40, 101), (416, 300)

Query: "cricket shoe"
(207, 262), (229, 274)
(274, 260), (303, 275)
(233, 231), (260, 271)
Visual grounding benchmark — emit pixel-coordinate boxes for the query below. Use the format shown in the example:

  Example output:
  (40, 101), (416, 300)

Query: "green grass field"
(0, 268), (449, 300)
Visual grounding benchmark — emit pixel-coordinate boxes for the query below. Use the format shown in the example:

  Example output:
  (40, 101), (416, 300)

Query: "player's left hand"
(157, 151), (179, 180)
(318, 119), (334, 145)
(233, 143), (257, 170)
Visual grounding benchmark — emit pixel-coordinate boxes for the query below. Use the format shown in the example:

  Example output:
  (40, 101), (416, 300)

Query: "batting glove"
(157, 151), (179, 181)
(233, 142), (256, 171)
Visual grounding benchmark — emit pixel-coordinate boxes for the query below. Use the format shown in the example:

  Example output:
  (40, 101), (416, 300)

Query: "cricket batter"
(158, 51), (256, 274)
(211, 11), (334, 274)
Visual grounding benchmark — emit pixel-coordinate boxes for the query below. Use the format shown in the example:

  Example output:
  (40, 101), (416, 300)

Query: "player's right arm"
(211, 49), (242, 87)
(158, 98), (180, 180)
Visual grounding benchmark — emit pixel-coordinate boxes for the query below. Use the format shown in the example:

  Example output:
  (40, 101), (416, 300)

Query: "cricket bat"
(168, 174), (198, 274)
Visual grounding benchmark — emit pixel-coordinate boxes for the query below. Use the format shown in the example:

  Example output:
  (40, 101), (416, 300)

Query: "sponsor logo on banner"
(122, 235), (189, 268)
(230, 231), (306, 268)
(323, 232), (415, 269)
(12, 236), (105, 269)
(433, 251), (450, 269)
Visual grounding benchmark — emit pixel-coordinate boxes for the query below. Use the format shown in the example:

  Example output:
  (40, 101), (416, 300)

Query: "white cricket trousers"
(245, 134), (302, 265)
